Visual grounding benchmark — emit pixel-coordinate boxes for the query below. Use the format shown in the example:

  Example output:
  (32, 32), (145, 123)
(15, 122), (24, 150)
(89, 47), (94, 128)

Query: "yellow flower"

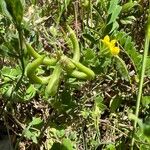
(101, 35), (110, 46)
(110, 46), (120, 56)
(101, 35), (120, 56)
(110, 39), (117, 46)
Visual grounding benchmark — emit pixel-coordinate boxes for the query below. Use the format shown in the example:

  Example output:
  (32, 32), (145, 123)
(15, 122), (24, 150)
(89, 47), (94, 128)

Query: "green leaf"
(108, 5), (122, 25)
(108, 0), (119, 14)
(143, 125), (150, 138)
(110, 96), (122, 112)
(94, 96), (106, 112)
(1, 66), (21, 81)
(62, 138), (74, 150)
(24, 130), (33, 139)
(29, 117), (43, 126)
(56, 129), (65, 138)
(4, 0), (23, 25)
(50, 139), (74, 150)
(0, 0), (12, 20)
(106, 0), (122, 33)
(83, 48), (95, 60)
(3, 85), (13, 98)
(142, 96), (150, 107)
(23, 129), (39, 144)
(115, 56), (130, 82)
(109, 21), (119, 33)
(114, 31), (143, 75)
(24, 85), (36, 101)
(106, 144), (116, 150)
(31, 135), (38, 144)
(51, 142), (64, 150)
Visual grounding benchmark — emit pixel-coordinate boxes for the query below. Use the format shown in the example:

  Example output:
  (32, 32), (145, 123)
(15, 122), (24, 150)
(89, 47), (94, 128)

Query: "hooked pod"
(26, 43), (58, 66)
(67, 25), (80, 62)
(26, 56), (50, 84)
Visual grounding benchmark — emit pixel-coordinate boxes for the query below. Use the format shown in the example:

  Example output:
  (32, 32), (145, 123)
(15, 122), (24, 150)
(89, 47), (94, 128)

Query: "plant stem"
(130, 32), (150, 149)
(89, 0), (93, 27)
(16, 27), (25, 88)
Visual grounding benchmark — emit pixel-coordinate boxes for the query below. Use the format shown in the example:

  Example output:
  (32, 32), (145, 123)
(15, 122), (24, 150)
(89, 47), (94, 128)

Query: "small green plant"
(23, 117), (43, 144)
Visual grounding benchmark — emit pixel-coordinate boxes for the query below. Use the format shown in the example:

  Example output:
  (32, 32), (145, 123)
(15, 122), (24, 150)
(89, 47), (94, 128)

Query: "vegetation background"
(0, 0), (150, 149)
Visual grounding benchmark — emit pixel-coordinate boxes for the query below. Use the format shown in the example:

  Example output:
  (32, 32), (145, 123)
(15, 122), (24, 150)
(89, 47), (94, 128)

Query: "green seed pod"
(67, 25), (80, 62)
(70, 70), (89, 79)
(26, 43), (41, 58)
(26, 42), (57, 66)
(70, 59), (95, 80)
(45, 63), (62, 96)
(60, 55), (75, 73)
(26, 56), (49, 84)
(43, 57), (58, 66)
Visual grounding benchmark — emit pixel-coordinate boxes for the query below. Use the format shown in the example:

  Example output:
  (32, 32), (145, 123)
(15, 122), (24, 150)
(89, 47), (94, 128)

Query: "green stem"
(16, 27), (25, 88)
(130, 32), (150, 149)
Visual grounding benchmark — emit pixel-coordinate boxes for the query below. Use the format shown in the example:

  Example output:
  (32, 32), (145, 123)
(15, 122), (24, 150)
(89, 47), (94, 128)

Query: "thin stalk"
(89, 0), (93, 27)
(130, 32), (150, 149)
(73, 1), (78, 34)
(16, 27), (25, 87)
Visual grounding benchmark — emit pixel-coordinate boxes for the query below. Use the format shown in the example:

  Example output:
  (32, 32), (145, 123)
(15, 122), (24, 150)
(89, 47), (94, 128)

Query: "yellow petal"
(110, 46), (120, 55)
(110, 39), (117, 46)
(102, 35), (110, 45)
(103, 35), (110, 42)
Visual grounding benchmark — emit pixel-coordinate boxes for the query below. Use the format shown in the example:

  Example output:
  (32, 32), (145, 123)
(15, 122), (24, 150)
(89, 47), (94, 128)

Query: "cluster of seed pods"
(25, 26), (95, 96)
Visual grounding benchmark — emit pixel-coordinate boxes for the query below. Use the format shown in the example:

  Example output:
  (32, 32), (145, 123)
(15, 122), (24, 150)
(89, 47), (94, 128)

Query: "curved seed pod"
(70, 59), (95, 79)
(60, 55), (75, 73)
(28, 75), (50, 84)
(67, 25), (80, 62)
(26, 43), (58, 66)
(45, 63), (62, 96)
(70, 70), (89, 79)
(26, 43), (41, 58)
(43, 57), (58, 66)
(26, 56), (49, 84)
